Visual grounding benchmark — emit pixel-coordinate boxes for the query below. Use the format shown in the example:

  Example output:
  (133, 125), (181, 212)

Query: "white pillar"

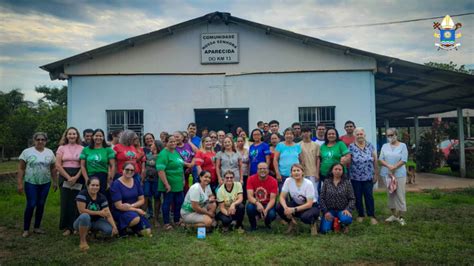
(467, 110), (471, 138)
(457, 108), (466, 178)
(414, 116), (419, 154)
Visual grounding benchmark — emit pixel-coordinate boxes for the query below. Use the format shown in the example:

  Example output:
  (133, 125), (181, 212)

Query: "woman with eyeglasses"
(379, 128), (408, 226)
(18, 132), (57, 237)
(216, 170), (245, 232)
(110, 162), (152, 237)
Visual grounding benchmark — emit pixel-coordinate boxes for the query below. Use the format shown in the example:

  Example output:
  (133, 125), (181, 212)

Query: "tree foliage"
(424, 61), (471, 74)
(0, 86), (67, 160)
(35, 85), (67, 106)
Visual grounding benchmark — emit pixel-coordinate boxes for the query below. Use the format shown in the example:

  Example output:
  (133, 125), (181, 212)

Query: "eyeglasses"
(124, 169), (134, 172)
(35, 139), (46, 142)
(387, 134), (394, 137)
(258, 168), (268, 171)
(224, 176), (234, 180)
(210, 136), (217, 139)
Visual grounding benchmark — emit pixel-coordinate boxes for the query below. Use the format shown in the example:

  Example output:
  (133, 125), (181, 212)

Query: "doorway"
(194, 108), (249, 136)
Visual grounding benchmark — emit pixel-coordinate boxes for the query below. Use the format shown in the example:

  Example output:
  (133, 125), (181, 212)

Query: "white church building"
(41, 12), (418, 145)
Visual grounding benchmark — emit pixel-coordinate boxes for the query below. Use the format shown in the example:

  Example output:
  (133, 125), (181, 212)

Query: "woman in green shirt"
(80, 129), (116, 195)
(319, 128), (351, 194)
(156, 135), (185, 230)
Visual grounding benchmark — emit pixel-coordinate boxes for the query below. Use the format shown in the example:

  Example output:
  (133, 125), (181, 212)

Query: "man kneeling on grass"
(246, 162), (278, 231)
(74, 177), (118, 251)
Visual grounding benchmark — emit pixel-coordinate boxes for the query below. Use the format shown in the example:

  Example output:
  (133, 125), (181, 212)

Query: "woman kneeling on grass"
(216, 170), (245, 232)
(74, 177), (118, 251)
(320, 163), (355, 234)
(110, 162), (152, 237)
(180, 171), (217, 230)
(277, 164), (320, 236)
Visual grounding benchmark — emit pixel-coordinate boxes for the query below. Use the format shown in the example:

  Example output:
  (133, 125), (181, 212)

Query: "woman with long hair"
(195, 136), (218, 192)
(216, 136), (242, 185)
(320, 163), (355, 234)
(80, 129), (115, 195)
(56, 127), (84, 236)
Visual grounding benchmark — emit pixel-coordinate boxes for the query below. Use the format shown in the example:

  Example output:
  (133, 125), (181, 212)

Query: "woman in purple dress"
(110, 162), (152, 237)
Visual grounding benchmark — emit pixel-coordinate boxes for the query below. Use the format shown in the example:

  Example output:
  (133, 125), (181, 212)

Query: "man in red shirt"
(246, 162), (278, 230)
(340, 120), (356, 147)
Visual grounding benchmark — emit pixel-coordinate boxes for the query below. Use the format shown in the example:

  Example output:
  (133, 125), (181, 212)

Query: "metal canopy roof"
(40, 12), (474, 121)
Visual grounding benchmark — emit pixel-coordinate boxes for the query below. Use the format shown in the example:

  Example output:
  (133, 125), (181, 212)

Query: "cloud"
(0, 0), (472, 101)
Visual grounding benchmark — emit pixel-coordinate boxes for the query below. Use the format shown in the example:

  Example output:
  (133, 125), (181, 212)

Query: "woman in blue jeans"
(17, 132), (58, 238)
(320, 163), (355, 234)
(74, 177), (118, 251)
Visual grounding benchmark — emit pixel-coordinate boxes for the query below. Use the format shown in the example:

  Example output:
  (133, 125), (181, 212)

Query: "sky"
(0, 0), (473, 101)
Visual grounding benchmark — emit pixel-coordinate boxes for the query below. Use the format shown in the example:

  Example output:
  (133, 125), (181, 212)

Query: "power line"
(299, 12), (474, 30)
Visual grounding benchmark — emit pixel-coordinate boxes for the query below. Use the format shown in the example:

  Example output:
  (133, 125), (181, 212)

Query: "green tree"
(0, 86), (67, 160)
(424, 61), (471, 74)
(35, 85), (67, 106)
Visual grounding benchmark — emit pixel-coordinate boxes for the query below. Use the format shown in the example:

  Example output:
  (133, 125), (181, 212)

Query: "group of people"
(17, 120), (409, 250)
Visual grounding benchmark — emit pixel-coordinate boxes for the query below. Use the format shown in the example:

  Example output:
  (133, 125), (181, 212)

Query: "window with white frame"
(106, 110), (144, 141)
(299, 106), (336, 136)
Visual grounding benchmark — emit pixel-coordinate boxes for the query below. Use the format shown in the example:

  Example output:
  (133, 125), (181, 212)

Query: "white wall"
(68, 71), (376, 145)
(64, 22), (376, 75)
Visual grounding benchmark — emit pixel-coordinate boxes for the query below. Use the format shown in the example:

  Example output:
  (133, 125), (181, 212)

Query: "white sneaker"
(385, 215), (399, 223)
(398, 218), (406, 226)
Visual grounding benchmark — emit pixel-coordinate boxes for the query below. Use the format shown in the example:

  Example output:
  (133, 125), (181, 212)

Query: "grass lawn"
(0, 179), (473, 265)
(0, 161), (18, 174)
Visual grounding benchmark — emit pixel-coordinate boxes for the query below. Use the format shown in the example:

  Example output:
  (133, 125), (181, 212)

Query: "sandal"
(163, 224), (173, 231)
(79, 243), (89, 251)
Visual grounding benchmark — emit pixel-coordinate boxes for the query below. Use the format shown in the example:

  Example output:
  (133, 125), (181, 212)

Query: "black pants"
(351, 179), (375, 217)
(216, 203), (245, 227)
(276, 201), (320, 224)
(242, 176), (248, 203)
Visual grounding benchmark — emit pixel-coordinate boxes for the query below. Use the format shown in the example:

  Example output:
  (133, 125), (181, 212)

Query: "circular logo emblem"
(444, 31), (452, 38)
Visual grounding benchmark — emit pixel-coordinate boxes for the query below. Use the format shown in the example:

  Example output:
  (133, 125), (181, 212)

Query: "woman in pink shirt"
(56, 127), (84, 236)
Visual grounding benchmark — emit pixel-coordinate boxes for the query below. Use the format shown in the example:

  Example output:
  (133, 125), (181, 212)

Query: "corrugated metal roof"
(40, 11), (474, 120)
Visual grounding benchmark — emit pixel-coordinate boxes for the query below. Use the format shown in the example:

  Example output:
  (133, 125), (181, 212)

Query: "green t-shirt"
(216, 182), (243, 211)
(79, 147), (115, 174)
(320, 141), (350, 176)
(156, 149), (184, 192)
